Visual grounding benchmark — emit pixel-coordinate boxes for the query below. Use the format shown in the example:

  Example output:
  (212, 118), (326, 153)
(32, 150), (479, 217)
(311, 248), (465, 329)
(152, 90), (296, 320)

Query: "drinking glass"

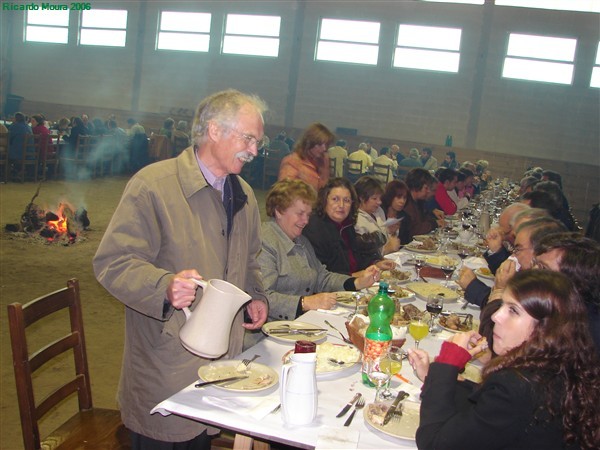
(426, 295), (444, 334)
(379, 346), (404, 399)
(409, 319), (429, 349)
(366, 355), (391, 403)
(440, 263), (456, 287)
(414, 257), (426, 281)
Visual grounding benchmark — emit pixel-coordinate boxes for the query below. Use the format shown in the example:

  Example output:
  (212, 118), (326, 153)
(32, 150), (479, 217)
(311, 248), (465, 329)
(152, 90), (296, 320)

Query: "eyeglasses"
(229, 129), (265, 149)
(513, 245), (532, 255)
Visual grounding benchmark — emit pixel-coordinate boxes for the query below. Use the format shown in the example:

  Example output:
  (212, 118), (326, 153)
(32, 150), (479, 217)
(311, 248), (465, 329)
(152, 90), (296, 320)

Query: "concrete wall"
(2, 1), (599, 167)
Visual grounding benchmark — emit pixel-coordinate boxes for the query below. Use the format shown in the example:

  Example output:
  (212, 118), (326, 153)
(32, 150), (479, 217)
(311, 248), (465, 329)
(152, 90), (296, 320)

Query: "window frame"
(25, 10), (70, 44)
(315, 18), (381, 66)
(79, 9), (128, 48)
(156, 10), (212, 53)
(221, 13), (281, 58)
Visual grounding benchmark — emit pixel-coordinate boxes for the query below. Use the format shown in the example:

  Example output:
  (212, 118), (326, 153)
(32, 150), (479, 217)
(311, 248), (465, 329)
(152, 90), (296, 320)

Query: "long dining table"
(152, 250), (488, 449)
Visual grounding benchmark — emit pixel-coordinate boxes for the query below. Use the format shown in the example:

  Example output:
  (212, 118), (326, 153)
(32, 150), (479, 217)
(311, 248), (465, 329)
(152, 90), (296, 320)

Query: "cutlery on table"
(242, 354), (260, 367)
(268, 328), (326, 335)
(420, 275), (429, 283)
(343, 397), (365, 426)
(324, 320), (352, 344)
(194, 376), (248, 388)
(382, 390), (409, 426)
(336, 393), (361, 418)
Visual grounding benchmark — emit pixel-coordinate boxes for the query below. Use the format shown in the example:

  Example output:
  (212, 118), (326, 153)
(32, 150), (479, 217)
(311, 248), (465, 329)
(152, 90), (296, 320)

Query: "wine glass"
(379, 346), (404, 399)
(366, 355), (391, 403)
(409, 319), (429, 349)
(414, 257), (426, 281)
(426, 294), (444, 334)
(440, 263), (456, 287)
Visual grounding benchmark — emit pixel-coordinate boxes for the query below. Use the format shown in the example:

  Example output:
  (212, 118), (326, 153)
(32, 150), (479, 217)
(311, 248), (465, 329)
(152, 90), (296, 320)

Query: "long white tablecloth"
(152, 253), (484, 449)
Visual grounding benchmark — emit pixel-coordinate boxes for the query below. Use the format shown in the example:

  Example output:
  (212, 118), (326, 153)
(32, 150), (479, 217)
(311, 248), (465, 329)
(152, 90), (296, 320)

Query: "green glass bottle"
(362, 281), (394, 386)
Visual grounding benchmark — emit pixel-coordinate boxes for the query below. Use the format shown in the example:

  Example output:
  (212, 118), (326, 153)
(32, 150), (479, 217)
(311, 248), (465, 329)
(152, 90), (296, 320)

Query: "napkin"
(462, 256), (487, 270)
(393, 380), (422, 402)
(202, 393), (280, 421)
(316, 427), (360, 449)
(317, 307), (347, 315)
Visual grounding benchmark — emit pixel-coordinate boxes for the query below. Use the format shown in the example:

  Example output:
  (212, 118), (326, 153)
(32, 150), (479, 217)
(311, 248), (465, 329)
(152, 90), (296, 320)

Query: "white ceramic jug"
(179, 279), (251, 359)
(280, 353), (318, 426)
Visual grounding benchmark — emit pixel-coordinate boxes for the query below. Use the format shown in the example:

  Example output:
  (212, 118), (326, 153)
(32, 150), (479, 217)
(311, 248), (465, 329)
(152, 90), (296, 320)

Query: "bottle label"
(361, 337), (391, 385)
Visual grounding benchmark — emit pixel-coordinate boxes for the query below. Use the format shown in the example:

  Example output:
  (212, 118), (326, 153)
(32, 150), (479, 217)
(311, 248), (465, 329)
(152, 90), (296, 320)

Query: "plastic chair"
(7, 279), (130, 450)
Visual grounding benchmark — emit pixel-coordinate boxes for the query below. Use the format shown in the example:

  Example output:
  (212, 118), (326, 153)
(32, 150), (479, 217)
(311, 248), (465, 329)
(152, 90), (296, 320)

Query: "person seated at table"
(7, 112), (32, 160)
(61, 116), (89, 156)
(372, 147), (398, 183)
(448, 170), (470, 210)
(432, 168), (460, 216)
(354, 176), (401, 263)
(30, 114), (53, 160)
(381, 179), (412, 245)
(457, 168), (476, 199)
(90, 117), (107, 136)
(532, 180), (577, 231)
(303, 177), (396, 276)
(403, 168), (442, 240)
(278, 122), (333, 191)
(441, 150), (459, 170)
(159, 117), (175, 139)
(534, 232), (600, 356)
(518, 175), (539, 196)
(259, 179), (379, 322)
(409, 270), (600, 450)
(396, 147), (423, 179)
(347, 143), (373, 174)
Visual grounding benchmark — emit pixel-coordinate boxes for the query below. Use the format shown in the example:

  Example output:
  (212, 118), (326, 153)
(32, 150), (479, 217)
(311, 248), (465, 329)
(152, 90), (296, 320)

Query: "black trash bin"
(4, 94), (24, 117)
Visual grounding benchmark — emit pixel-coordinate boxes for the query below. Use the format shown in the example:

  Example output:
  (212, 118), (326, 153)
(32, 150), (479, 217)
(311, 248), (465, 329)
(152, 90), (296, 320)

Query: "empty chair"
(372, 162), (393, 183)
(7, 278), (130, 450)
(10, 133), (40, 182)
(329, 157), (338, 178)
(60, 134), (96, 179)
(39, 137), (60, 180)
(344, 159), (363, 183)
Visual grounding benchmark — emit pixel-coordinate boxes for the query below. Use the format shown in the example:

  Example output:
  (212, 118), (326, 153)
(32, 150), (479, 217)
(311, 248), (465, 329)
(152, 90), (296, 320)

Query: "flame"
(47, 203), (70, 235)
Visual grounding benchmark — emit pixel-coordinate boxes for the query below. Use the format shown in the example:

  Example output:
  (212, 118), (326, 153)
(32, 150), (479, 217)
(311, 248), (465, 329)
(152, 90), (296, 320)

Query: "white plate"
(197, 361), (278, 392)
(262, 321), (327, 343)
(282, 342), (361, 379)
(412, 234), (434, 242)
(405, 282), (460, 303)
(437, 317), (479, 333)
(404, 244), (437, 253)
(424, 254), (461, 269)
(475, 268), (494, 280)
(364, 401), (421, 441)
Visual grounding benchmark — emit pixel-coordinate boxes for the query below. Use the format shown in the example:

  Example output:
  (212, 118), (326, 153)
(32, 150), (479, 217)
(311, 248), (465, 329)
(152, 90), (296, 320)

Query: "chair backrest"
(372, 162), (392, 183)
(329, 158), (337, 178)
(7, 279), (93, 450)
(75, 135), (94, 160)
(345, 159), (363, 175)
(172, 135), (189, 156)
(149, 135), (173, 160)
(21, 134), (41, 162)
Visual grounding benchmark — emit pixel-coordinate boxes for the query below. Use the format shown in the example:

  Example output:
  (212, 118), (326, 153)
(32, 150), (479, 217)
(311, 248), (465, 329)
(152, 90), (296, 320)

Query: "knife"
(382, 390), (409, 425)
(194, 375), (248, 388)
(268, 328), (326, 334)
(336, 393), (361, 418)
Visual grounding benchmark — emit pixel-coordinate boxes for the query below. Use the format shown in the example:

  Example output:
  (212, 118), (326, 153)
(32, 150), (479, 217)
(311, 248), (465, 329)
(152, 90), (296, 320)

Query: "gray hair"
(191, 89), (267, 146)
(358, 142), (369, 151)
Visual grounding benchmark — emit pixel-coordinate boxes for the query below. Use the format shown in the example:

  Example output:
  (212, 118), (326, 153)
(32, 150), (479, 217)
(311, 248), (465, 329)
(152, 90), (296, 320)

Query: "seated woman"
(259, 179), (378, 322)
(303, 177), (396, 276)
(409, 270), (600, 450)
(380, 179), (412, 245)
(354, 176), (401, 263)
(278, 122), (333, 190)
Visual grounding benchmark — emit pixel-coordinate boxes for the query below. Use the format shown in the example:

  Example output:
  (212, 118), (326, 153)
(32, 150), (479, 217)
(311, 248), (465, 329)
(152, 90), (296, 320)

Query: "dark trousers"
(130, 430), (211, 450)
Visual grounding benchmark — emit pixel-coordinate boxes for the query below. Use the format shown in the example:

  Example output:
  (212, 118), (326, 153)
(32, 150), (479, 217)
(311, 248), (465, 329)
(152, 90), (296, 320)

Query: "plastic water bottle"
(362, 281), (394, 386)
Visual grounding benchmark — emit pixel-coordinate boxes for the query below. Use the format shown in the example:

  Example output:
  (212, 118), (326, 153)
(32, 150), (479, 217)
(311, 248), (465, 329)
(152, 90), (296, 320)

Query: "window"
(26, 10), (69, 44)
(394, 25), (462, 73)
(157, 11), (211, 52)
(496, 0), (600, 13)
(222, 14), (280, 57)
(80, 9), (127, 47)
(502, 33), (576, 85)
(316, 18), (380, 65)
(421, 0), (484, 4)
(591, 42), (600, 88)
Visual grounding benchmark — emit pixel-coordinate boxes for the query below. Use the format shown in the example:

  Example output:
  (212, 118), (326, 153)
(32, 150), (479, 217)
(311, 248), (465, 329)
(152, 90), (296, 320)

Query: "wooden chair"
(344, 159), (363, 183)
(372, 162), (392, 183)
(329, 157), (338, 178)
(262, 149), (284, 190)
(172, 135), (190, 157)
(39, 137), (60, 180)
(148, 135), (173, 162)
(60, 135), (96, 179)
(0, 131), (8, 182)
(11, 134), (40, 182)
(7, 279), (130, 450)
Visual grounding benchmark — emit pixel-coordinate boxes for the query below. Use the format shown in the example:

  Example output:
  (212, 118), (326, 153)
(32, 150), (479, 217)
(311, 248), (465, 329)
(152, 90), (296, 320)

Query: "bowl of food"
(346, 313), (412, 351)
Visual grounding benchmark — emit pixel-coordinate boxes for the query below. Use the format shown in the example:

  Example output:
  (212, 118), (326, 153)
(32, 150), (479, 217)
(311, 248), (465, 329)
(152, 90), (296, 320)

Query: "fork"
(242, 354), (260, 367)
(324, 320), (352, 344)
(343, 397), (365, 426)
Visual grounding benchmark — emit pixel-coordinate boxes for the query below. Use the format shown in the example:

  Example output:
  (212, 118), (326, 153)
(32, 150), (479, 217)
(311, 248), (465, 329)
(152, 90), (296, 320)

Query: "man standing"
(93, 90), (269, 449)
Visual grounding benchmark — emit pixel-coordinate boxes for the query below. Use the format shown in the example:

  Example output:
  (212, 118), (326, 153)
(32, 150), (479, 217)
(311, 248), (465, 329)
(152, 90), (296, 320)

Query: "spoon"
(328, 358), (346, 365)
(324, 320), (352, 344)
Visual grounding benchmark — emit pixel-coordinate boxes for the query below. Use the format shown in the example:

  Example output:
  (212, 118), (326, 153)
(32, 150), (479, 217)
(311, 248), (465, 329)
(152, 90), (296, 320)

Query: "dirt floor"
(0, 176), (268, 450)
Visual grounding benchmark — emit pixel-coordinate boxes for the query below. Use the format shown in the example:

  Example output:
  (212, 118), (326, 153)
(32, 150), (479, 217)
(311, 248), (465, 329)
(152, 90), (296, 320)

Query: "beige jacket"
(93, 147), (267, 442)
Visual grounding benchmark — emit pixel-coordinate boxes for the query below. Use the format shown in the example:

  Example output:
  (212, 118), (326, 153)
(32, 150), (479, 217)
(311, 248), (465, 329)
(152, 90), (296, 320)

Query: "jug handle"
(183, 278), (208, 320)
(280, 361), (293, 415)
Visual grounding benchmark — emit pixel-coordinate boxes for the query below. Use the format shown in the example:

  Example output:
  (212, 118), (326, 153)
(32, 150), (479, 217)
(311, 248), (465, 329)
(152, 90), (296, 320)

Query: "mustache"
(235, 151), (254, 163)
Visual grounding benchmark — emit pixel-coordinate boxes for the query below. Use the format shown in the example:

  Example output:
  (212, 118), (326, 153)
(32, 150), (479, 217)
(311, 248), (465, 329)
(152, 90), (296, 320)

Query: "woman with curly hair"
(411, 270), (600, 450)
(303, 177), (395, 275)
(278, 122), (334, 190)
